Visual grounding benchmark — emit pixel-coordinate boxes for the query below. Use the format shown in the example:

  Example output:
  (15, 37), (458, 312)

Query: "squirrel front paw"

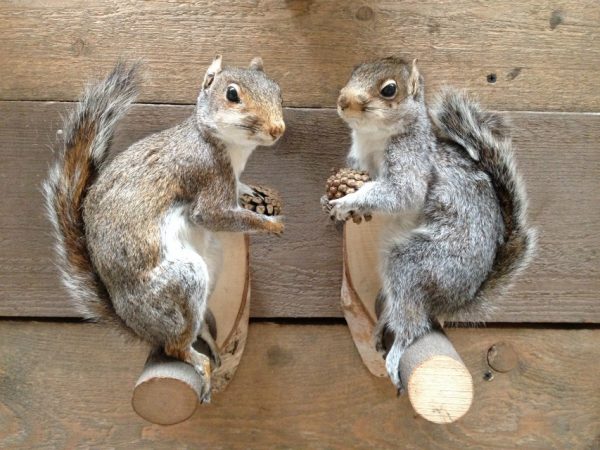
(238, 182), (255, 197)
(264, 216), (284, 236)
(328, 194), (370, 223)
(327, 197), (351, 222)
(323, 195), (371, 224)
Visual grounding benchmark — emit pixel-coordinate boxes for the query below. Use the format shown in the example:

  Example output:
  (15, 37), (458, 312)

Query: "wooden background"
(0, 1), (598, 448)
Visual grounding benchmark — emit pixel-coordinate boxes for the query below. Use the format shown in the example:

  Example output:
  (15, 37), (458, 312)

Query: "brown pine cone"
(325, 167), (371, 200)
(240, 185), (283, 216)
(324, 168), (372, 224)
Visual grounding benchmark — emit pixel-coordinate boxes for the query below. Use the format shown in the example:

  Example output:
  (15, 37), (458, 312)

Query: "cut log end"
(400, 331), (473, 424)
(407, 355), (473, 423)
(132, 352), (206, 425)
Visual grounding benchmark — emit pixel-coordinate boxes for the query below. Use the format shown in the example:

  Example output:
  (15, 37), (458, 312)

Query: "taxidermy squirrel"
(324, 57), (536, 391)
(44, 56), (285, 401)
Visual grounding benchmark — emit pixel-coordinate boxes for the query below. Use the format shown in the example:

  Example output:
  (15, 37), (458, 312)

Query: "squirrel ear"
(202, 54), (223, 90)
(408, 58), (421, 97)
(249, 56), (264, 72)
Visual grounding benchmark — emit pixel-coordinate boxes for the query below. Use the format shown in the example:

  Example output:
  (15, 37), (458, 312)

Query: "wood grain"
(0, 321), (598, 449)
(0, 102), (598, 321)
(0, 1), (599, 111)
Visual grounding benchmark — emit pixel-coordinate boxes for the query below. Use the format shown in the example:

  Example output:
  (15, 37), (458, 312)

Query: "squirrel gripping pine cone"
(241, 185), (283, 217)
(326, 56), (536, 396)
(323, 168), (372, 223)
(43, 55), (285, 406)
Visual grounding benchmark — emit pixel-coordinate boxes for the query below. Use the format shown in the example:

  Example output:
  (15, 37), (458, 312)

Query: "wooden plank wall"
(1, 322), (599, 449)
(0, 1), (599, 448)
(1, 1), (599, 111)
(1, 103), (599, 320)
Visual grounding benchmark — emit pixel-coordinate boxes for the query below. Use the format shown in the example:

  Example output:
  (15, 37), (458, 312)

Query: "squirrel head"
(337, 57), (424, 133)
(196, 55), (285, 147)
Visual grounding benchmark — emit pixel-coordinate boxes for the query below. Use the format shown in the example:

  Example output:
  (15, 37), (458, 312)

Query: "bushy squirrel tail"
(43, 61), (140, 323)
(431, 88), (537, 310)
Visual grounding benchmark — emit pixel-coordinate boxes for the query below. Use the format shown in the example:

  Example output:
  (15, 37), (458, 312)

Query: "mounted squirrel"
(44, 56), (285, 401)
(324, 57), (536, 391)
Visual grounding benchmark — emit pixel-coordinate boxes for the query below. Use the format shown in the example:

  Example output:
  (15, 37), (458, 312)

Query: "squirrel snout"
(268, 122), (285, 140)
(338, 94), (350, 110)
(338, 91), (368, 112)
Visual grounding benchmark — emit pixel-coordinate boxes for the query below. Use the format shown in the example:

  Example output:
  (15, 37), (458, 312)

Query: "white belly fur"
(161, 206), (223, 294)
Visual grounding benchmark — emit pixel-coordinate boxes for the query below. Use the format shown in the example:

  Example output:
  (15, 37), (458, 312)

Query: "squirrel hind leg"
(376, 286), (433, 390)
(122, 254), (214, 399)
(379, 252), (435, 390)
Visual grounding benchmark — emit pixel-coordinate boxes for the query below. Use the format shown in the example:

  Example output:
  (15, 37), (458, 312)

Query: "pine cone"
(325, 168), (371, 200)
(324, 168), (372, 224)
(240, 185), (283, 216)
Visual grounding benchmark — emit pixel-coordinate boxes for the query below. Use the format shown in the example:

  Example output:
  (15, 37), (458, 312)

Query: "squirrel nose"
(338, 92), (367, 111)
(338, 94), (350, 110)
(269, 122), (285, 140)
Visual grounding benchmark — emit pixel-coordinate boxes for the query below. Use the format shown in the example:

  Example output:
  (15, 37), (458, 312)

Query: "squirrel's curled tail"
(43, 61), (140, 323)
(431, 88), (537, 308)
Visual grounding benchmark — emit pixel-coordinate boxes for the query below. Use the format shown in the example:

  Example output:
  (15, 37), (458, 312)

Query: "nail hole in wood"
(355, 6), (374, 21)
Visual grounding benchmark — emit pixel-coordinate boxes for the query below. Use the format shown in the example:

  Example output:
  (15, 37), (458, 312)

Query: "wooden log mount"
(397, 330), (473, 424)
(342, 216), (474, 424)
(132, 233), (250, 425)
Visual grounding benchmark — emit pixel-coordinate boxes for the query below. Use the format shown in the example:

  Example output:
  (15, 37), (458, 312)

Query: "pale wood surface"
(401, 332), (473, 424)
(0, 321), (598, 449)
(0, 102), (598, 321)
(132, 350), (204, 426)
(1, 1), (599, 111)
(209, 234), (249, 350)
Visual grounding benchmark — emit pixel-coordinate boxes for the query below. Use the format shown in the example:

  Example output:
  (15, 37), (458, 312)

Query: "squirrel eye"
(226, 84), (240, 103)
(380, 81), (397, 99)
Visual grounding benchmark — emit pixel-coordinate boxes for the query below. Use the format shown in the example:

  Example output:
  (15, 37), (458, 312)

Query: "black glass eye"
(380, 82), (397, 98)
(226, 85), (240, 103)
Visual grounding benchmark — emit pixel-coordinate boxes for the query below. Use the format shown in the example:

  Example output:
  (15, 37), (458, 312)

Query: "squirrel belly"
(161, 205), (223, 296)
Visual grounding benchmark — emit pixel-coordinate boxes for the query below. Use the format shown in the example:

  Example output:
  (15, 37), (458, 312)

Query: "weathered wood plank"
(0, 102), (598, 321)
(0, 1), (599, 111)
(0, 322), (598, 449)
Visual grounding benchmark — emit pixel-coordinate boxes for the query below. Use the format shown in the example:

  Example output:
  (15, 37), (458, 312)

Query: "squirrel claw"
(189, 352), (212, 403)
(350, 211), (363, 224)
(396, 384), (406, 397)
(320, 195), (333, 214)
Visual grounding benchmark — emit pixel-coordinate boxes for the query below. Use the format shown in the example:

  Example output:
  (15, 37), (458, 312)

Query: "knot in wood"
(487, 342), (518, 373)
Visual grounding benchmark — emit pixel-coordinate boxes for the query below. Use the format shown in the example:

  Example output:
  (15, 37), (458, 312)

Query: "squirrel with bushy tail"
(44, 56), (285, 401)
(324, 57), (536, 391)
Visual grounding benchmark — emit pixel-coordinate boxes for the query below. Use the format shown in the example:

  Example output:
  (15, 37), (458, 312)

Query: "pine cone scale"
(240, 185), (283, 217)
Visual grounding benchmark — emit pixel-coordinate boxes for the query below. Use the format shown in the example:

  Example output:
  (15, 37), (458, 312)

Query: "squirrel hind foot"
(165, 344), (213, 403)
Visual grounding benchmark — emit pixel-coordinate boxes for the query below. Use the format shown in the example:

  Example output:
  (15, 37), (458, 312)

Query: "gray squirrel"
(43, 56), (285, 402)
(324, 57), (536, 391)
